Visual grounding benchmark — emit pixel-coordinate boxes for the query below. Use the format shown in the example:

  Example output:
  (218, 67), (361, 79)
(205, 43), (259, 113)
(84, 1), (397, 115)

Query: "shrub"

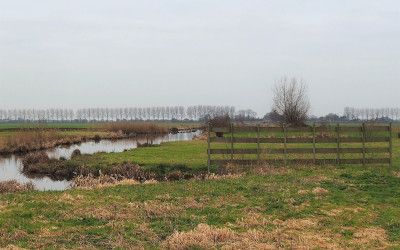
(170, 127), (179, 134)
(71, 149), (81, 158)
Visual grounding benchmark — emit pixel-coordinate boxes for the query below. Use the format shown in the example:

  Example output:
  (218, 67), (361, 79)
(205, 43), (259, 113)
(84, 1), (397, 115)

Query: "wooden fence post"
(362, 123), (366, 166)
(257, 124), (260, 163)
(312, 123), (316, 164)
(283, 124), (287, 166)
(207, 122), (211, 173)
(336, 123), (340, 165)
(230, 123), (234, 161)
(389, 122), (393, 168)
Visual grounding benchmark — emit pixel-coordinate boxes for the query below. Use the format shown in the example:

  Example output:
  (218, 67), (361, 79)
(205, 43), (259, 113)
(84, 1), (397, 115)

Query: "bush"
(71, 149), (81, 158)
(207, 115), (231, 129)
(93, 134), (101, 142)
(170, 127), (179, 134)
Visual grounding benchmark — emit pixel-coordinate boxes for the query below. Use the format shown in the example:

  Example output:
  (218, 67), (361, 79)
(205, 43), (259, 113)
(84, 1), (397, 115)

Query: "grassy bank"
(1, 165), (400, 248)
(0, 121), (200, 155)
(22, 131), (400, 180)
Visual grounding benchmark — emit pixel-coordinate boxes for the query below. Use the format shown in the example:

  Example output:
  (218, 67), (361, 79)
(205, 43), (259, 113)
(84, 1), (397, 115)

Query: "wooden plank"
(207, 123), (211, 172)
(365, 137), (390, 142)
(337, 124), (340, 165)
(232, 126), (259, 132)
(210, 158), (390, 166)
(210, 148), (258, 154)
(283, 125), (287, 166)
(316, 137), (343, 143)
(390, 123), (393, 167)
(313, 123), (316, 164)
(260, 126), (283, 132)
(212, 127), (229, 133)
(257, 125), (260, 161)
(230, 123), (234, 160)
(365, 126), (390, 132)
(286, 127), (313, 132)
(362, 123), (366, 166)
(211, 136), (389, 144)
(339, 126), (362, 132)
(210, 147), (389, 155)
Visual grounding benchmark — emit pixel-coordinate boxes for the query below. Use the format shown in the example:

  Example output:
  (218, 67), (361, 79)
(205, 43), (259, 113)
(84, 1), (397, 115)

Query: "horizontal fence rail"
(207, 123), (393, 170)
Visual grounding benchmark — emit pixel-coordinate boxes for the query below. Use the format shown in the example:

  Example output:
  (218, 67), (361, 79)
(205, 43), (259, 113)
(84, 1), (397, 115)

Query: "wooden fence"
(207, 123), (393, 170)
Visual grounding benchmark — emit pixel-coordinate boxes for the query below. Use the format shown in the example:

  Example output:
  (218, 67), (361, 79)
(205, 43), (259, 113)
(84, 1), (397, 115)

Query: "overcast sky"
(0, 0), (399, 116)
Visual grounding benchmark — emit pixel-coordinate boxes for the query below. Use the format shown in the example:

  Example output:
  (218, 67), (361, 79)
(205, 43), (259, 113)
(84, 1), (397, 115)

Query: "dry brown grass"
(72, 174), (140, 189)
(0, 180), (34, 194)
(143, 201), (182, 219)
(101, 122), (168, 135)
(21, 152), (49, 167)
(351, 227), (390, 247)
(2, 130), (61, 153)
(162, 224), (237, 249)
(312, 187), (329, 195)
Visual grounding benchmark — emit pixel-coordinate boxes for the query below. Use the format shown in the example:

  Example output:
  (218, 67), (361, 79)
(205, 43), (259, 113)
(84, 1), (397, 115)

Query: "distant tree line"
(343, 107), (400, 121)
(306, 107), (400, 123)
(0, 106), (258, 122)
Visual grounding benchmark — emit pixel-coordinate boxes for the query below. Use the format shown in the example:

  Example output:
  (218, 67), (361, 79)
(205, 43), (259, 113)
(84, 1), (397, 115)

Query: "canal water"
(0, 131), (201, 191)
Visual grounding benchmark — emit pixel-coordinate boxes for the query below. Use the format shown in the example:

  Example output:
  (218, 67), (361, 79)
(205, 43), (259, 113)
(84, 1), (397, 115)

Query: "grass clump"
(0, 180), (35, 194)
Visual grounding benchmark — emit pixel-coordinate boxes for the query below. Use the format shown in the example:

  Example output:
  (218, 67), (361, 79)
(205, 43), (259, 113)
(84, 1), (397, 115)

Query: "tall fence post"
(336, 123), (340, 165)
(389, 122), (393, 168)
(312, 123), (316, 164)
(283, 124), (287, 166)
(230, 123), (234, 161)
(257, 124), (260, 163)
(207, 122), (211, 173)
(362, 123), (366, 166)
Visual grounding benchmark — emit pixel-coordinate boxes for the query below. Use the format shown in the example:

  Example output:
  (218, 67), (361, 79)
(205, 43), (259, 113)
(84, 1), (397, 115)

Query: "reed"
(101, 122), (169, 135)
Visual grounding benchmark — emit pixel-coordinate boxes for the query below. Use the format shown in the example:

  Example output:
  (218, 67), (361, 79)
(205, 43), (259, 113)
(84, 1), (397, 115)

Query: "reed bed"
(101, 122), (169, 135)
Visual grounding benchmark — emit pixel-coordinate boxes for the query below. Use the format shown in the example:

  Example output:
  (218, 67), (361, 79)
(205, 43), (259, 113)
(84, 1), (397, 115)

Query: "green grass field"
(1, 165), (400, 248)
(1, 123), (400, 248)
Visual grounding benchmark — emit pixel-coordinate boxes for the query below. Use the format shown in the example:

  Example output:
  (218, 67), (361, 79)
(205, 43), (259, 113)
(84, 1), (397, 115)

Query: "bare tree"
(272, 77), (310, 126)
